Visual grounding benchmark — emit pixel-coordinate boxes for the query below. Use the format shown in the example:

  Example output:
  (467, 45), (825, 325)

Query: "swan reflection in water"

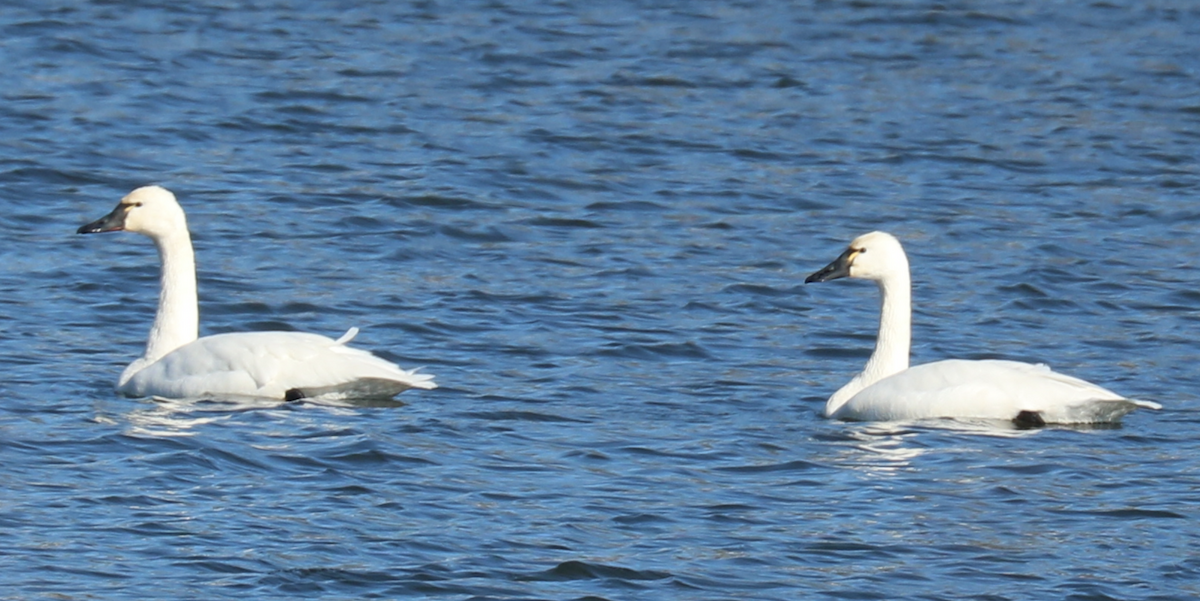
(109, 395), (410, 437)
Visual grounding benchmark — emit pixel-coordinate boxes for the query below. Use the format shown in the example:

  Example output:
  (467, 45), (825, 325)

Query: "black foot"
(1013, 410), (1046, 429)
(284, 388), (306, 402)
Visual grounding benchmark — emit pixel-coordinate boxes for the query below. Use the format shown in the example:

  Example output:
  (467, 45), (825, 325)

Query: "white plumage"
(805, 231), (1158, 425)
(78, 186), (435, 402)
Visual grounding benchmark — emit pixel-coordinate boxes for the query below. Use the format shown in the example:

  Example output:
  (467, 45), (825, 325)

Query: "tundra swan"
(805, 231), (1158, 425)
(77, 185), (436, 402)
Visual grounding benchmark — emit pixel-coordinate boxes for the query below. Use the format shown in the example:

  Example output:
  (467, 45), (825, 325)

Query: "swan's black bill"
(77, 204), (127, 234)
(806, 248), (855, 283)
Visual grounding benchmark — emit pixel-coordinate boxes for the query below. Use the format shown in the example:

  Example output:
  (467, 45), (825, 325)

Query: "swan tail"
(1130, 399), (1163, 411)
(288, 376), (431, 402)
(1053, 398), (1159, 423)
(326, 339), (438, 392)
(327, 328), (438, 391)
(396, 369), (437, 390)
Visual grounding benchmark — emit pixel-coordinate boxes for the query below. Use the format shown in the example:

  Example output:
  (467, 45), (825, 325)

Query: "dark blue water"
(2, 1), (1199, 599)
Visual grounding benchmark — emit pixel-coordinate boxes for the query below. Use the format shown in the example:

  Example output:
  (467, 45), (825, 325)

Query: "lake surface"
(2, 1), (1199, 599)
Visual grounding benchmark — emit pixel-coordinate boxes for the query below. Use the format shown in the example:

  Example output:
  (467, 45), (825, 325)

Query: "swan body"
(78, 186), (435, 402)
(806, 231), (1158, 425)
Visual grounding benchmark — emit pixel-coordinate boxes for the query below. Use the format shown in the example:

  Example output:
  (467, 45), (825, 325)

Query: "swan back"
(121, 330), (436, 401)
(833, 359), (1158, 423)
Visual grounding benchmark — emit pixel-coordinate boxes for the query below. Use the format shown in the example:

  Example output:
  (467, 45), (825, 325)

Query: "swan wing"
(833, 359), (1154, 424)
(120, 330), (436, 401)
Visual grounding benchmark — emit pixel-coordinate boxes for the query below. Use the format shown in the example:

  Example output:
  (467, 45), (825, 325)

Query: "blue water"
(2, 1), (1199, 599)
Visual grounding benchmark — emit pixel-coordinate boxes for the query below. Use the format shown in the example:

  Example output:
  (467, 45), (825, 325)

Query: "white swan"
(805, 231), (1159, 425)
(77, 185), (436, 402)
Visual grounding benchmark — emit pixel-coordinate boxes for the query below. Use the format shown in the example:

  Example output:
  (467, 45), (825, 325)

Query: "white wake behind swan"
(77, 185), (435, 402)
(805, 231), (1158, 425)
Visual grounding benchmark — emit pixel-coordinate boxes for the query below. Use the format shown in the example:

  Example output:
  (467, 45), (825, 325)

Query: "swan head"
(77, 186), (188, 240)
(806, 231), (908, 284)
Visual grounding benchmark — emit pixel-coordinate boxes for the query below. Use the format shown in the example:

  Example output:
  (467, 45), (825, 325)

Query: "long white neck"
(825, 271), (912, 416)
(142, 229), (199, 363)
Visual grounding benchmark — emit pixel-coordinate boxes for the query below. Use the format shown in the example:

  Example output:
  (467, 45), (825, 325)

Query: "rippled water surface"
(3, 1), (1200, 599)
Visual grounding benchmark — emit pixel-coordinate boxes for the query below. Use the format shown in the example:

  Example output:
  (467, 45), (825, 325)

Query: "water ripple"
(3, 1), (1199, 600)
